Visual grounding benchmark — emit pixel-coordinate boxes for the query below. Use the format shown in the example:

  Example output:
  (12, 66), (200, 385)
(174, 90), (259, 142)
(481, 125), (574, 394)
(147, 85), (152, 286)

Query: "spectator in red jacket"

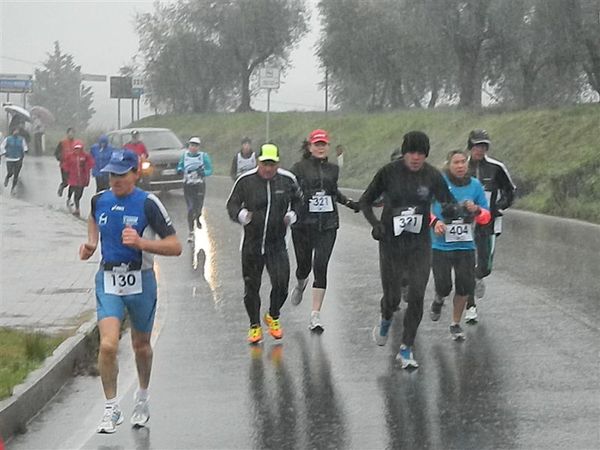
(124, 129), (149, 159)
(64, 140), (94, 217)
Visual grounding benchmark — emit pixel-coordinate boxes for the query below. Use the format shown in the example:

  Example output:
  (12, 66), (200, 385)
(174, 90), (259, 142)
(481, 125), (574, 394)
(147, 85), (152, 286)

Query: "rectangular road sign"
(82, 73), (107, 82)
(259, 68), (280, 89)
(0, 74), (33, 93)
(110, 76), (133, 99)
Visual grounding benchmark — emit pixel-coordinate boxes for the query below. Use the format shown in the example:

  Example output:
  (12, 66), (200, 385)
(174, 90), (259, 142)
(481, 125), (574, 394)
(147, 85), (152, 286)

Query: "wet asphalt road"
(5, 157), (600, 449)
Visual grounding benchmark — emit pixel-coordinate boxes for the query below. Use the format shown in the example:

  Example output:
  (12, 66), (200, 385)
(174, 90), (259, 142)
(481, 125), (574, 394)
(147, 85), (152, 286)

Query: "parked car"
(106, 127), (184, 191)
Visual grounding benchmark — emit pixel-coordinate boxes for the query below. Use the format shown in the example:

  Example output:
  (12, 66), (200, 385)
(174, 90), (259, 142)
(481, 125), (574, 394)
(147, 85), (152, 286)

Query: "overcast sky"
(0, 0), (325, 129)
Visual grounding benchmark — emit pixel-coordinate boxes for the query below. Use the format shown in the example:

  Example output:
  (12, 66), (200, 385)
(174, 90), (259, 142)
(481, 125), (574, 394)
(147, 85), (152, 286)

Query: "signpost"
(258, 68), (280, 141)
(0, 74), (33, 127)
(110, 76), (144, 127)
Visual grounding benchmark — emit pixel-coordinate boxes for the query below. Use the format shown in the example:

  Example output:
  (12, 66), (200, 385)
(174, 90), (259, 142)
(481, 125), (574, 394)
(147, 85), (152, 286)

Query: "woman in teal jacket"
(429, 149), (491, 340)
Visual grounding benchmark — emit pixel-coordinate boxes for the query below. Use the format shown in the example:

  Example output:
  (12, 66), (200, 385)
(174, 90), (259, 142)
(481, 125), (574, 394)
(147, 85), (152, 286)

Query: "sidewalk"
(0, 194), (99, 441)
(0, 195), (98, 334)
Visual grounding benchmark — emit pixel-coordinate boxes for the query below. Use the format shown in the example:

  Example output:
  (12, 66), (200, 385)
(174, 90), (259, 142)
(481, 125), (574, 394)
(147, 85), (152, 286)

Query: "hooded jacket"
(65, 150), (94, 187)
(90, 135), (115, 177)
(290, 156), (351, 231)
(227, 168), (303, 254)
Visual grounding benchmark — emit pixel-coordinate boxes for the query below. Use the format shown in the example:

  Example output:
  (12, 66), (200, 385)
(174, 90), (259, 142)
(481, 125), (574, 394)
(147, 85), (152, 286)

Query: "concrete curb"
(0, 319), (98, 441)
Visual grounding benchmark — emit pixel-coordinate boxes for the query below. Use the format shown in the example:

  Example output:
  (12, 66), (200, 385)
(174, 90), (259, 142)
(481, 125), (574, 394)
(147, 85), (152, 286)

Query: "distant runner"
(466, 130), (516, 323)
(177, 137), (213, 241)
(230, 136), (256, 181)
(0, 127), (28, 194)
(64, 140), (94, 217)
(55, 127), (76, 197)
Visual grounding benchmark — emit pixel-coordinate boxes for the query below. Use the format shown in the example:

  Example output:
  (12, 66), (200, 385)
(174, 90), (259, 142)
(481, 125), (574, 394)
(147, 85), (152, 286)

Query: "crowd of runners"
(38, 124), (514, 433)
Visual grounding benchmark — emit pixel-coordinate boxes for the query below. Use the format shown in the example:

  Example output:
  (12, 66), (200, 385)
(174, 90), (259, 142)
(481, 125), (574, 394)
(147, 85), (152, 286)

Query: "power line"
(0, 55), (42, 67)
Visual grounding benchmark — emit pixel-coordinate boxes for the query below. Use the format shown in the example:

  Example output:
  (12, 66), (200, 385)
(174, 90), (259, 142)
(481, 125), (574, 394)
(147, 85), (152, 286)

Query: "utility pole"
(325, 67), (329, 113)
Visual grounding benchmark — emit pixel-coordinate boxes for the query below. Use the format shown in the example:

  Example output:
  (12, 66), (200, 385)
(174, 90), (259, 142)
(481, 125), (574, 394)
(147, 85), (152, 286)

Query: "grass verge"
(0, 328), (64, 400)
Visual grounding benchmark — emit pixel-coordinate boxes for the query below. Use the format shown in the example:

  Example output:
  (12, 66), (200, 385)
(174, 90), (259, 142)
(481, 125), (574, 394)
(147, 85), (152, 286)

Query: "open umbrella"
(3, 103), (31, 122)
(30, 105), (54, 125)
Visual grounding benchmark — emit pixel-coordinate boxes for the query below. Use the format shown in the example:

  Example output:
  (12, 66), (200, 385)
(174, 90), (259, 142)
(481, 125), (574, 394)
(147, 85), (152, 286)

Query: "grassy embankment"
(132, 105), (599, 223)
(45, 104), (598, 223)
(0, 328), (64, 400)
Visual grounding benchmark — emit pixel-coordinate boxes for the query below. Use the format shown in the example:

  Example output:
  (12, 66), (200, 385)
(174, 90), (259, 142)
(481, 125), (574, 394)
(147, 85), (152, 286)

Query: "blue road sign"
(0, 75), (33, 93)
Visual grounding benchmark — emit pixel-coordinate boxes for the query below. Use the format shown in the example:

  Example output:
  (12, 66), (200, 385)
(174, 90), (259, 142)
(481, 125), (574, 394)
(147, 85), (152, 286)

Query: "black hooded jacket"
(290, 156), (351, 231)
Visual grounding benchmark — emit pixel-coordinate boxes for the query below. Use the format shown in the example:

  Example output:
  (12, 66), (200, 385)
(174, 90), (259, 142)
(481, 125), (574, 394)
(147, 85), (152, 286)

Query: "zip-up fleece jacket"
(226, 168), (303, 254)
(468, 155), (516, 217)
(290, 156), (351, 231)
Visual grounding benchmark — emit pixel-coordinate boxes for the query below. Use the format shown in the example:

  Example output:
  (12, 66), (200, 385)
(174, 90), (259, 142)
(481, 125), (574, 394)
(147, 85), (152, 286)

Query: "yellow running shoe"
(264, 313), (283, 340)
(247, 326), (263, 344)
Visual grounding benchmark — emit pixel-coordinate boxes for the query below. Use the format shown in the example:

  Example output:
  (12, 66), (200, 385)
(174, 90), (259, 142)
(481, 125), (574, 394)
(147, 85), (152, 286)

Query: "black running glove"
(371, 222), (386, 241)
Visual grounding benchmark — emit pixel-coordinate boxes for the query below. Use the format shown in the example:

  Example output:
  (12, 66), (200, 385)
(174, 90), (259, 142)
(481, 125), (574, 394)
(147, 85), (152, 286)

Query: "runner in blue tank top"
(79, 149), (182, 434)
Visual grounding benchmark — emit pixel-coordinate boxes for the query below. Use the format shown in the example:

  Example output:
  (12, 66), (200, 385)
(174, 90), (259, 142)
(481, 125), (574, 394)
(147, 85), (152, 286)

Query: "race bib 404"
(104, 270), (142, 295)
(445, 221), (474, 242)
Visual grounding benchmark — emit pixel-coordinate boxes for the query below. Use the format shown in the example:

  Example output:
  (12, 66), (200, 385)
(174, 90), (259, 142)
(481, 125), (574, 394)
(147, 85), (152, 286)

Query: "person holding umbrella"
(3, 103), (31, 143)
(0, 126), (28, 194)
(30, 106), (54, 156)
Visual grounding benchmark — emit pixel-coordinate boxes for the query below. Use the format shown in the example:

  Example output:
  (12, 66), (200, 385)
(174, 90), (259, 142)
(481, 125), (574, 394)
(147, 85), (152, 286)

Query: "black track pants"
(5, 160), (23, 188)
(379, 239), (431, 347)
(68, 186), (84, 209)
(242, 247), (290, 326)
(184, 183), (206, 231)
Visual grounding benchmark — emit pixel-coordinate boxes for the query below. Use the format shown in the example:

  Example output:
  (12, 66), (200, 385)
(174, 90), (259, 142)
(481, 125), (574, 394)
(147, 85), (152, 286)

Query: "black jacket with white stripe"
(468, 155), (516, 219)
(226, 168), (303, 254)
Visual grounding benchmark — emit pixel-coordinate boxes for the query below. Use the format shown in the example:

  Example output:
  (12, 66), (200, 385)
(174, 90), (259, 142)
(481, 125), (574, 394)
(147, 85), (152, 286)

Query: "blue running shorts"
(95, 269), (157, 333)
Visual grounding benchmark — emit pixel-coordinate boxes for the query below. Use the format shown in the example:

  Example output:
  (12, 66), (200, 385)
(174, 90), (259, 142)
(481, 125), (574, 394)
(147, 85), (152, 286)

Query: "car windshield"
(137, 130), (183, 151)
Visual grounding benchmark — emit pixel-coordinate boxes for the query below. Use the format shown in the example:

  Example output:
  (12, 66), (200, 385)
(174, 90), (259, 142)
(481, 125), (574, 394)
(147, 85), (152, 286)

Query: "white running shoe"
(372, 318), (392, 346)
(396, 344), (419, 369)
(465, 306), (478, 324)
(130, 396), (150, 427)
(309, 311), (324, 332)
(449, 324), (466, 341)
(474, 278), (486, 299)
(96, 406), (124, 433)
(290, 279), (308, 306)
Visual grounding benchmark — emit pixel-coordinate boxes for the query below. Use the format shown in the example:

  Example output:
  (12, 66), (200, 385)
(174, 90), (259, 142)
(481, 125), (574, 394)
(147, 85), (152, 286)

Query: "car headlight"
(141, 161), (152, 170)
